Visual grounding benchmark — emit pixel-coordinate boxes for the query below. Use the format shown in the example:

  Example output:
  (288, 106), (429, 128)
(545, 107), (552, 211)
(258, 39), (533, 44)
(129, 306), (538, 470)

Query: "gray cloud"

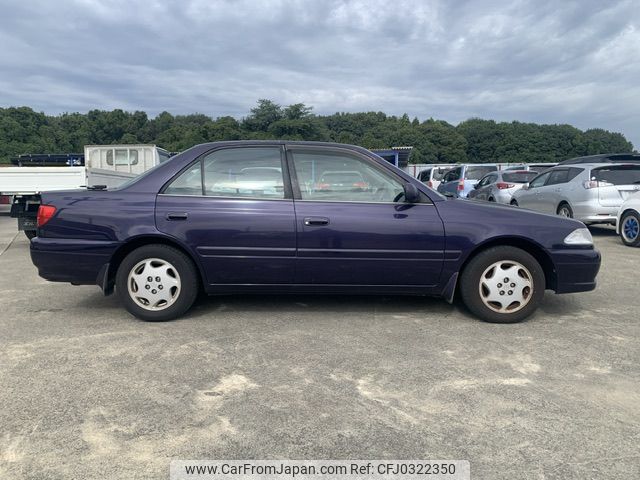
(0, 0), (638, 147)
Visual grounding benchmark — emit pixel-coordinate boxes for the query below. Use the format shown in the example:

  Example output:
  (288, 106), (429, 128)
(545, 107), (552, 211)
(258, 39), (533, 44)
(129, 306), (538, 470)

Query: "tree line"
(0, 100), (634, 164)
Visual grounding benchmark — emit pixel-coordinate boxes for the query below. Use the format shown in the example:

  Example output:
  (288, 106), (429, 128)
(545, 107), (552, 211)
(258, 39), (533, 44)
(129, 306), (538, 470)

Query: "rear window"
(432, 168), (452, 180)
(591, 166), (640, 185)
(465, 165), (497, 180)
(418, 169), (431, 181)
(502, 172), (538, 183)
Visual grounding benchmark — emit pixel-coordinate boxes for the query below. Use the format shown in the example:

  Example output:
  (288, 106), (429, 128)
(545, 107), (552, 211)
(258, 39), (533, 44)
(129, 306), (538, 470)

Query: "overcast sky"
(1, 0), (638, 147)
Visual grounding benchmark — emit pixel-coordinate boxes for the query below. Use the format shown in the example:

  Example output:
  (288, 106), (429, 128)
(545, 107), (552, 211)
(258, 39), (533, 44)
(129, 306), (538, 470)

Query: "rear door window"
(547, 169), (570, 185)
(203, 147), (286, 199)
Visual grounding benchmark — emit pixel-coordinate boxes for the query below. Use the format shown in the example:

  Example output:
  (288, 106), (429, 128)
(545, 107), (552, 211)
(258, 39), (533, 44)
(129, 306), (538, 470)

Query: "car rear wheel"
(557, 203), (573, 218)
(510, 199), (518, 207)
(488, 197), (495, 202)
(459, 246), (545, 323)
(620, 211), (640, 247)
(115, 244), (199, 321)
(24, 230), (36, 240)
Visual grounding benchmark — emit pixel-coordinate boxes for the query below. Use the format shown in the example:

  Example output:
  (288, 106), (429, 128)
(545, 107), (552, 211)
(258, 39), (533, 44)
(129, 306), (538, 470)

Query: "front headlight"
(564, 228), (593, 246)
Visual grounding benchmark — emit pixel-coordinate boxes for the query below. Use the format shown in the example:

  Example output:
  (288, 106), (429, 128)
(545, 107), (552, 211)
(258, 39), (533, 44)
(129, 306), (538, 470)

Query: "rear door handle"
(303, 216), (329, 226)
(166, 212), (188, 221)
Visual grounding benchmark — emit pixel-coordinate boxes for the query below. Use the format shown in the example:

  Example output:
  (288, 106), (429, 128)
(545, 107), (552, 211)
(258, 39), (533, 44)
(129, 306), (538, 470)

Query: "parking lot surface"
(0, 213), (638, 479)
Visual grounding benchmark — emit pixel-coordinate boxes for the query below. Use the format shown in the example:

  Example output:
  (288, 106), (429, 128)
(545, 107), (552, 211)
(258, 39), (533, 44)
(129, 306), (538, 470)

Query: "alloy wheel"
(622, 215), (640, 243)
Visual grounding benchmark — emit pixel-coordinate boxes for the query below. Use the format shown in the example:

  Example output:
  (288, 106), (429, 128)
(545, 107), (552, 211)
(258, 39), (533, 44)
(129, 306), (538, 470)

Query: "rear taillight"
(457, 179), (465, 191)
(37, 205), (56, 227)
(0, 195), (10, 205)
(583, 180), (598, 189)
(496, 182), (516, 189)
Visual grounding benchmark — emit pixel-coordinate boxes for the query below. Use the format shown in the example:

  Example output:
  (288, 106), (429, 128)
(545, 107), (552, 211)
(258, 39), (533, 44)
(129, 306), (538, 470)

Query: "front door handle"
(303, 216), (329, 226)
(166, 212), (188, 221)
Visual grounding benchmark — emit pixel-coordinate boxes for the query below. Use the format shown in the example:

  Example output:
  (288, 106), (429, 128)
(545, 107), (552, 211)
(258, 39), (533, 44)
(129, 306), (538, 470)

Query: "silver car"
(468, 170), (539, 204)
(511, 163), (640, 224)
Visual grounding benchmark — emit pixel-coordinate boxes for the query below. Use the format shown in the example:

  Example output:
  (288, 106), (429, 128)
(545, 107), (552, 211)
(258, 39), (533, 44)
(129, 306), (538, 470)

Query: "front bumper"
(30, 237), (119, 286)
(550, 247), (601, 294)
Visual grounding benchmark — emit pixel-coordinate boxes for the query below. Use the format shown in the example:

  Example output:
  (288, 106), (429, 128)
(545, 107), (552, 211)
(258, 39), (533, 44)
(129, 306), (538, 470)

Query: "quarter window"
(291, 151), (405, 203)
(164, 162), (203, 196)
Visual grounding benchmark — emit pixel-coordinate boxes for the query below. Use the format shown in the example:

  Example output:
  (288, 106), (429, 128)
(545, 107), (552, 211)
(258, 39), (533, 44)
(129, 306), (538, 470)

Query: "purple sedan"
(31, 141), (600, 323)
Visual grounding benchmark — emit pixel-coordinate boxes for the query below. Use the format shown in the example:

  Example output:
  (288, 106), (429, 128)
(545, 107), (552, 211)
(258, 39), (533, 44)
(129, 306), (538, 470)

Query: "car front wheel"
(459, 246), (545, 323)
(620, 211), (640, 247)
(115, 244), (199, 321)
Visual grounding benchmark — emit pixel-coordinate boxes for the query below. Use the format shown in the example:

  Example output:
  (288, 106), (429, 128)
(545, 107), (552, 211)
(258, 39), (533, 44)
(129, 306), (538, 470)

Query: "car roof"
(555, 162), (639, 168)
(559, 153), (640, 165)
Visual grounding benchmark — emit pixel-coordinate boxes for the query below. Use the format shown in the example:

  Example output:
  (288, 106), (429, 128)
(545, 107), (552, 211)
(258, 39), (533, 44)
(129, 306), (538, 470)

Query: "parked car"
(468, 171), (540, 204)
(416, 165), (454, 190)
(511, 163), (640, 224)
(31, 141), (600, 324)
(437, 164), (499, 198)
(558, 153), (640, 165)
(616, 192), (640, 247)
(314, 170), (370, 193)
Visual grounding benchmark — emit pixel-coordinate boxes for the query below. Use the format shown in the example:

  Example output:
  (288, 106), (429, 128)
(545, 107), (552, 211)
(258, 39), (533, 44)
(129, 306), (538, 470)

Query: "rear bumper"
(550, 247), (601, 294)
(30, 237), (119, 286)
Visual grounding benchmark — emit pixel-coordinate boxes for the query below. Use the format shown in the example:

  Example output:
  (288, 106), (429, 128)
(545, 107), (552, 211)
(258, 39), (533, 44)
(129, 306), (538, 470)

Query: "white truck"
(0, 144), (170, 238)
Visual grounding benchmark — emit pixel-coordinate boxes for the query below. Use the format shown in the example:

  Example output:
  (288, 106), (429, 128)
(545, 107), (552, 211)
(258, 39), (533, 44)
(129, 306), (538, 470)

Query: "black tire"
(488, 197), (495, 202)
(459, 246), (545, 323)
(620, 210), (640, 247)
(115, 244), (199, 321)
(510, 199), (519, 207)
(557, 202), (573, 218)
(24, 230), (36, 240)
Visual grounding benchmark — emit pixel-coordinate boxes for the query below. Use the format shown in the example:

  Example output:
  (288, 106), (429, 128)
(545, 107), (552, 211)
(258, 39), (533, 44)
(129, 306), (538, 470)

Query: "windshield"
(503, 172), (539, 183)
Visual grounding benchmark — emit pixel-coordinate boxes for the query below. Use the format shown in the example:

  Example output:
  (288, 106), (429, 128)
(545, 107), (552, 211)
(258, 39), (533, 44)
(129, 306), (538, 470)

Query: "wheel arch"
(103, 235), (205, 295)
(557, 200), (571, 213)
(618, 208), (640, 235)
(452, 236), (557, 299)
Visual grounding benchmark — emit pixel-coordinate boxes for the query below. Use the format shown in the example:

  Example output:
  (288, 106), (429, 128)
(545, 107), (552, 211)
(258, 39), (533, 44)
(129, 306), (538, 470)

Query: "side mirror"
(474, 183), (480, 189)
(522, 183), (529, 190)
(403, 183), (420, 203)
